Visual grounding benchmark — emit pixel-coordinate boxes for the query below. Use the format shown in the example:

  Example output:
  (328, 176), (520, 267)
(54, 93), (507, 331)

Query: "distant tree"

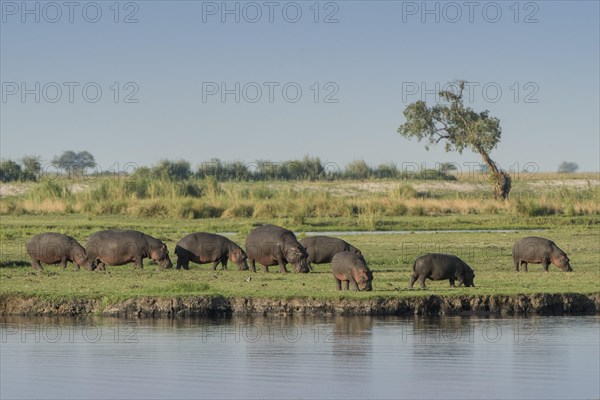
(21, 155), (42, 181)
(153, 159), (192, 180)
(52, 151), (96, 177)
(0, 160), (23, 182)
(345, 160), (372, 179)
(375, 162), (399, 179)
(557, 162), (579, 173)
(287, 156), (325, 180)
(438, 162), (458, 173)
(398, 80), (511, 200)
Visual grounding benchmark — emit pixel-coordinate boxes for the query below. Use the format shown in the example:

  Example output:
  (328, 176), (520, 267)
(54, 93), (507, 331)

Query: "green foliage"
(0, 156), (41, 183)
(558, 161), (579, 173)
(52, 151), (96, 176)
(153, 159), (192, 180)
(27, 179), (72, 200)
(398, 81), (501, 155)
(398, 80), (510, 199)
(0, 160), (23, 182)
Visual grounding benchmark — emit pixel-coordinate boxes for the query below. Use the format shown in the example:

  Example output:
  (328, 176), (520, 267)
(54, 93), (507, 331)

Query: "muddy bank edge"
(1, 293), (599, 317)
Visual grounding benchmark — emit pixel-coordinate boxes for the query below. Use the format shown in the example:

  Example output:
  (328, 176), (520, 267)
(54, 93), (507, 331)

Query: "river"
(1, 316), (598, 399)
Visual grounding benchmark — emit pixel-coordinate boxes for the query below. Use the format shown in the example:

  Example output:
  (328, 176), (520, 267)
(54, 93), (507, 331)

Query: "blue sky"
(1, 1), (599, 173)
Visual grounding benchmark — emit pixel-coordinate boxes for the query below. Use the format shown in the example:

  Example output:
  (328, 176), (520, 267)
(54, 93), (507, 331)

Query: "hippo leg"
(211, 260), (220, 271)
(249, 259), (256, 273)
(277, 261), (288, 274)
(418, 276), (427, 289)
(31, 259), (43, 271)
(542, 258), (550, 272)
(521, 261), (528, 272)
(449, 278), (455, 287)
(335, 278), (342, 290)
(514, 259), (520, 272)
(135, 256), (143, 269)
(343, 281), (349, 290)
(61, 256), (68, 270)
(220, 256), (228, 270)
(73, 264), (80, 271)
(408, 274), (418, 289)
(349, 280), (359, 291)
(96, 262), (106, 271)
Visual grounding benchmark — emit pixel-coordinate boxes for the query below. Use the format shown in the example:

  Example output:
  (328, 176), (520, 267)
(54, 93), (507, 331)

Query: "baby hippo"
(409, 253), (475, 289)
(332, 251), (373, 291)
(26, 232), (95, 271)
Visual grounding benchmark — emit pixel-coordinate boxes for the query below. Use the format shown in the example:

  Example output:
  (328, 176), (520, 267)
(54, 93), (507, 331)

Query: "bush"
(222, 203), (254, 218)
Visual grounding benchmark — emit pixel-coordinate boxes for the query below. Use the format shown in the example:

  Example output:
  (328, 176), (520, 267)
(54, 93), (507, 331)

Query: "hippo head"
(72, 246), (96, 271)
(354, 268), (373, 291)
(285, 245), (311, 273)
(230, 249), (249, 271)
(151, 243), (173, 269)
(462, 270), (476, 287)
(553, 253), (572, 272)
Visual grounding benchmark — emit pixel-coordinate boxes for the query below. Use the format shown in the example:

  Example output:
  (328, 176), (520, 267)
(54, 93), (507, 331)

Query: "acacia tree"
(397, 80), (511, 200)
(52, 151), (96, 177)
(557, 161), (579, 173)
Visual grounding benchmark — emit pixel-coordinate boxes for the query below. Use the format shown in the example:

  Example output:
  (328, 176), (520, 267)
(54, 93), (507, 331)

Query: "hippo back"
(300, 236), (361, 264)
(246, 224), (310, 272)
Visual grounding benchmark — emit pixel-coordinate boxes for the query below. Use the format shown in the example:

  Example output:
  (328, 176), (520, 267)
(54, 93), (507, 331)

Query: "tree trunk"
(476, 147), (511, 200)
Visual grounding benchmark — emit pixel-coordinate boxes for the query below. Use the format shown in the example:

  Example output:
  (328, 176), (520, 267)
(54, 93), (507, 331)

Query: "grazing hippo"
(409, 253), (475, 289)
(299, 236), (363, 264)
(85, 229), (172, 270)
(26, 233), (95, 271)
(245, 224), (311, 273)
(332, 251), (373, 291)
(175, 232), (249, 271)
(512, 236), (572, 272)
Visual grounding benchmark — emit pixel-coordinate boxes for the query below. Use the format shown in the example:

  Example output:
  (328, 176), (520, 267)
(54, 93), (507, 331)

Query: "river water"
(1, 316), (598, 399)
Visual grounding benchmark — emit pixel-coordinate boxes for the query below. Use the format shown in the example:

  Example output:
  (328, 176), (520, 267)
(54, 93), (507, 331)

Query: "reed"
(1, 175), (598, 223)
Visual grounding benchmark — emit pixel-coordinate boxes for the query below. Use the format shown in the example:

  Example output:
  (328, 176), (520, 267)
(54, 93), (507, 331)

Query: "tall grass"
(1, 176), (599, 223)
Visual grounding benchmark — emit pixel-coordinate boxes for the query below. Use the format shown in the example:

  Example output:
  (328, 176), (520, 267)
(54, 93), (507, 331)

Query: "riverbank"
(2, 293), (599, 317)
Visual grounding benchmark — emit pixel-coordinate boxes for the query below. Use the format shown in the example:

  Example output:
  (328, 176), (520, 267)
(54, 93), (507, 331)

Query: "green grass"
(2, 174), (599, 221)
(1, 175), (598, 303)
(1, 215), (598, 302)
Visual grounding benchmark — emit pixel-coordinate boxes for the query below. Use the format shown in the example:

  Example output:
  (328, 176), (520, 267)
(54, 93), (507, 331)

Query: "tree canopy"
(398, 80), (511, 199)
(557, 162), (579, 173)
(52, 151), (96, 176)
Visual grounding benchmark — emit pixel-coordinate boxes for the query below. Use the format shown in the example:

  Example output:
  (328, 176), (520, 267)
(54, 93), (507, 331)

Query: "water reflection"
(1, 315), (598, 400)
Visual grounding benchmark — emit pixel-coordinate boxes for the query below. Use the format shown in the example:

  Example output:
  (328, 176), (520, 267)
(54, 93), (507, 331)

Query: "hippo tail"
(411, 259), (417, 272)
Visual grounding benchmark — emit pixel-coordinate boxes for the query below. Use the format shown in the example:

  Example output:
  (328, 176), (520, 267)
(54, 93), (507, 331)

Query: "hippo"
(409, 253), (475, 289)
(85, 229), (172, 270)
(175, 232), (249, 271)
(331, 251), (373, 291)
(512, 236), (572, 272)
(26, 233), (95, 271)
(299, 236), (363, 265)
(245, 224), (311, 273)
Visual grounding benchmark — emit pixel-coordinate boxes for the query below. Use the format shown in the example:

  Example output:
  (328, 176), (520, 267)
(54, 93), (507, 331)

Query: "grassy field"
(1, 174), (598, 302)
(1, 173), (599, 227)
(0, 215), (598, 302)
